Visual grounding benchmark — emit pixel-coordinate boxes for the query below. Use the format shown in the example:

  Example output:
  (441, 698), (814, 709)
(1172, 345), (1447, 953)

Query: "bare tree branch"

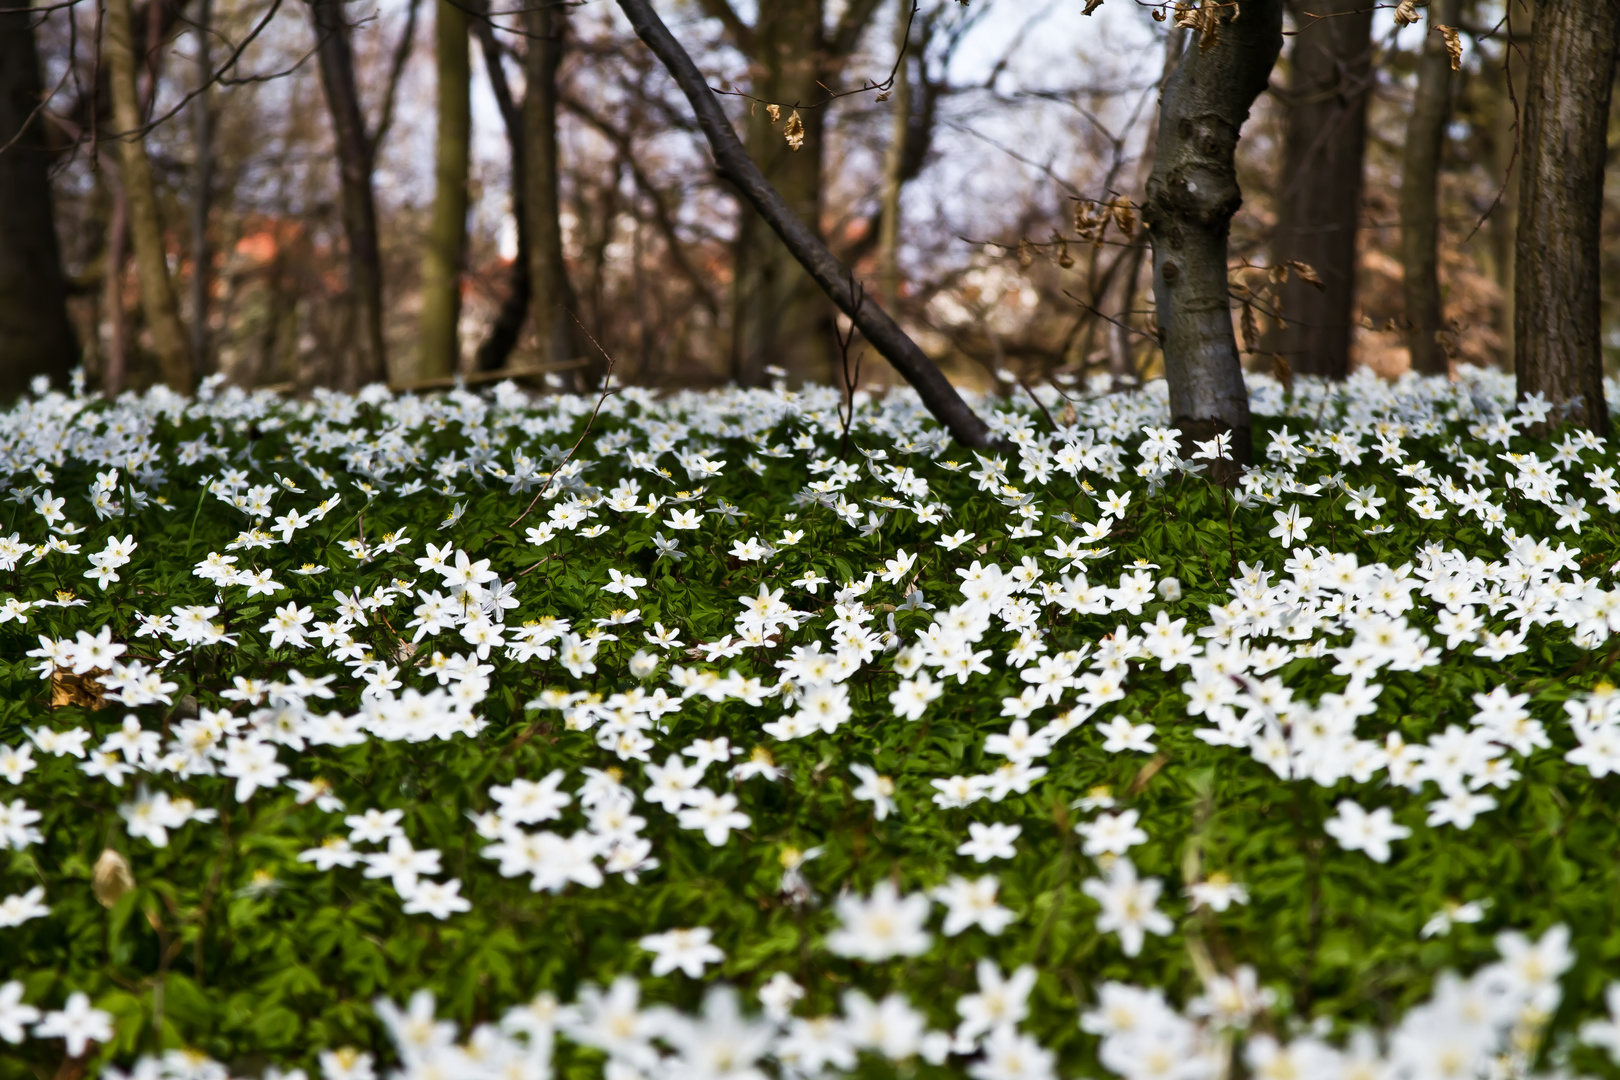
(0, 1), (75, 156)
(561, 91), (720, 315)
(693, 0), (753, 55)
(828, 0), (884, 58)
(98, 0), (287, 139)
(616, 0), (991, 448)
(369, 0), (420, 150)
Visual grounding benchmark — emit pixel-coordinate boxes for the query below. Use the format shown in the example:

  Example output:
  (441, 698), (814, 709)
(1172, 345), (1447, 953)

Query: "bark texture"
(1399, 0), (1460, 376)
(106, 0), (194, 392)
(413, 0), (472, 382)
(1514, 0), (1618, 434)
(733, 0), (830, 386)
(103, 177), (131, 394)
(310, 0), (388, 390)
(0, 6), (79, 397)
(472, 13), (529, 372)
(616, 0), (990, 447)
(1144, 2), (1284, 476)
(524, 1), (582, 378)
(1268, 0), (1373, 380)
(876, 0), (909, 307)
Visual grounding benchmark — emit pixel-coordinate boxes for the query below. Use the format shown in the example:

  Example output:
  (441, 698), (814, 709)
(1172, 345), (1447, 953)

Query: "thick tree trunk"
(1488, 20), (1524, 371)
(876, 0), (909, 307)
(1144, 1), (1284, 478)
(0, 5), (79, 397)
(472, 15), (529, 372)
(524, 1), (581, 378)
(412, 0), (472, 381)
(1106, 239), (1148, 387)
(1268, 0), (1373, 380)
(1399, 0), (1460, 376)
(733, 0), (831, 387)
(1514, 0), (1618, 434)
(190, 0), (213, 376)
(106, 0), (194, 392)
(310, 0), (387, 390)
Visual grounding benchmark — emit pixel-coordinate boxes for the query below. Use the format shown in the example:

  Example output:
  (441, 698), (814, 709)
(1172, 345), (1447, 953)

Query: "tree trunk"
(876, 0), (909, 307)
(310, 0), (387, 390)
(1268, 0), (1373, 380)
(733, 0), (831, 387)
(1398, 0), (1460, 376)
(106, 0), (194, 392)
(103, 171), (131, 395)
(190, 0), (213, 377)
(1514, 0), (1618, 434)
(472, 15), (529, 372)
(1488, 13), (1525, 371)
(412, 0), (472, 381)
(524, 0), (581, 378)
(0, 4), (79, 397)
(1144, 1), (1284, 478)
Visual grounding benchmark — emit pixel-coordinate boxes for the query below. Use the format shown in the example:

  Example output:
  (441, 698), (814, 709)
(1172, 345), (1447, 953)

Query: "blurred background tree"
(0, 0), (1616, 430)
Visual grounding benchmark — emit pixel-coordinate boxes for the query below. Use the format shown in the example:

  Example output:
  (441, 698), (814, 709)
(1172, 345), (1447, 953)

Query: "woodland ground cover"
(4, 369), (1620, 1080)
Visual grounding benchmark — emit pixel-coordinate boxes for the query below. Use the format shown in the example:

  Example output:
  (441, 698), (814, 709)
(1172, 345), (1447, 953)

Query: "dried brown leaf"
(1287, 259), (1325, 290)
(783, 109), (805, 152)
(766, 103), (781, 124)
(1438, 24), (1462, 70)
(1393, 0), (1420, 27)
(1241, 302), (1258, 353)
(1111, 197), (1135, 239)
(1082, 0), (1104, 12)
(51, 666), (108, 710)
(93, 848), (135, 908)
(1272, 353), (1294, 394)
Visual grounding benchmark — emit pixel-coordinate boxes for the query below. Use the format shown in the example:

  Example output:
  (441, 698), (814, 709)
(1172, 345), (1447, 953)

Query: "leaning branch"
(369, 0), (421, 152)
(614, 0), (991, 449)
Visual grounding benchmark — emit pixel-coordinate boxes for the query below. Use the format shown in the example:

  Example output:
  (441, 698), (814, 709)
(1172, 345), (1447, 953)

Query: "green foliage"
(2, 373), (1620, 1079)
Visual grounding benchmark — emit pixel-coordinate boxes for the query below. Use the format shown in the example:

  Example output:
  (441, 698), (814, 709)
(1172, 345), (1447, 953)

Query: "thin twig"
(369, 0), (421, 150)
(0, 0), (75, 157)
(90, 0), (103, 166)
(1062, 289), (1159, 342)
(1462, 10), (1522, 245)
(96, 0), (287, 140)
(617, 0), (991, 447)
(507, 313), (620, 529)
(836, 272), (865, 461)
(708, 1), (919, 113)
(1017, 376), (1060, 432)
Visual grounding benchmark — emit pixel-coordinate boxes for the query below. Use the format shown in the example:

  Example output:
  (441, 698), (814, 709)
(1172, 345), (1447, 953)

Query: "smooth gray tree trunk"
(1144, 2), (1284, 477)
